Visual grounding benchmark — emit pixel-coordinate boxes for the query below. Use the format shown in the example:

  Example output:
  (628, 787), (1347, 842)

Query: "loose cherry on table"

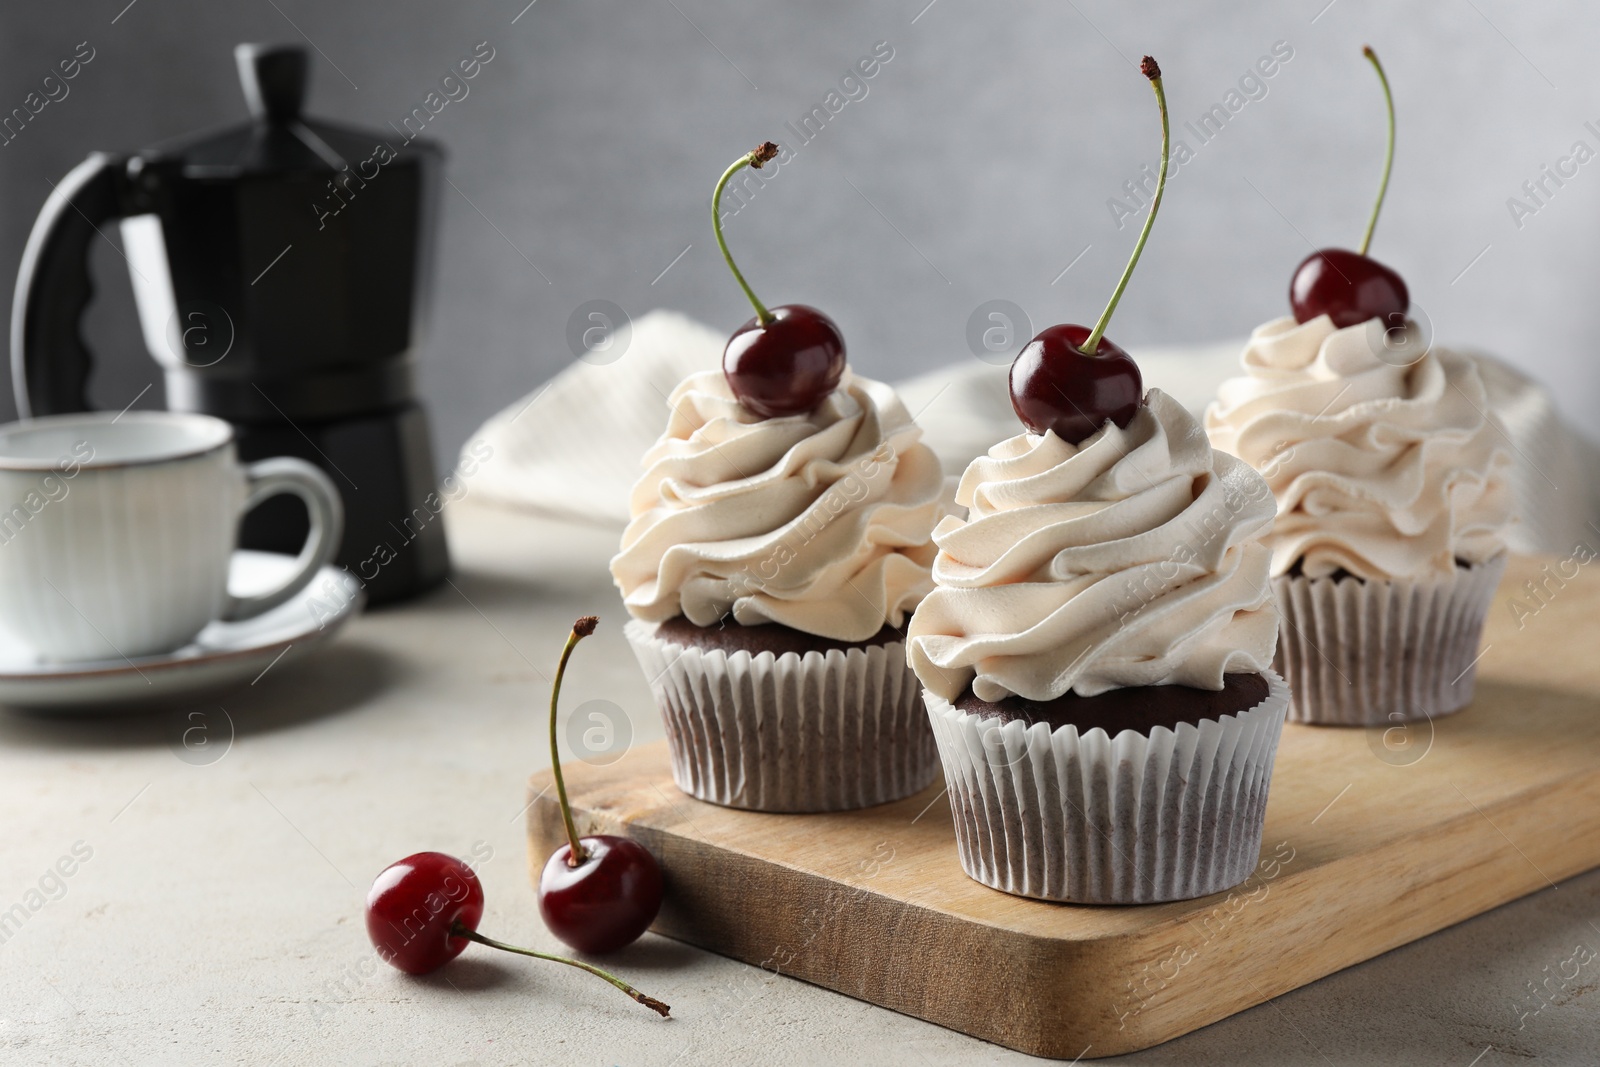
(1009, 56), (1167, 445)
(365, 850), (670, 1016)
(1288, 46), (1409, 330)
(536, 616), (664, 956)
(712, 141), (845, 418)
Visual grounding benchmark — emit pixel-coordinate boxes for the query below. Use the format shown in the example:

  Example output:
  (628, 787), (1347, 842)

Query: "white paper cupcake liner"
(1273, 553), (1507, 726)
(925, 670), (1288, 904)
(624, 619), (938, 813)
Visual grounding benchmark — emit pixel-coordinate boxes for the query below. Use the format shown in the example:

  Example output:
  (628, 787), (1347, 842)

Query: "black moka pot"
(10, 43), (448, 604)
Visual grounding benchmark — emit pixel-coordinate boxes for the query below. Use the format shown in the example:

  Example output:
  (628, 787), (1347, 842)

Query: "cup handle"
(222, 457), (344, 623)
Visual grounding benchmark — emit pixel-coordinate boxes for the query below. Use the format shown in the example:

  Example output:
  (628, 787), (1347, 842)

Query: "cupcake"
(1205, 317), (1512, 725)
(1204, 47), (1513, 726)
(610, 141), (944, 812)
(910, 56), (1287, 904)
(909, 390), (1288, 903)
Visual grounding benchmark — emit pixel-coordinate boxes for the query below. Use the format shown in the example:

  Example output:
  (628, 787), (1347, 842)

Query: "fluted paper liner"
(1273, 553), (1506, 726)
(925, 670), (1288, 904)
(624, 619), (938, 813)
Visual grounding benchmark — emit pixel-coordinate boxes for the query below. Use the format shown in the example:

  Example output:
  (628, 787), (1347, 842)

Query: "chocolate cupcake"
(613, 369), (944, 812)
(1204, 49), (1513, 726)
(1206, 315), (1513, 725)
(909, 390), (1289, 904)
(909, 60), (1286, 902)
(610, 142), (946, 811)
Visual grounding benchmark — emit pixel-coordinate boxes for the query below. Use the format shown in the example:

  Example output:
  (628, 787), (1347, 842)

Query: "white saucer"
(0, 550), (365, 713)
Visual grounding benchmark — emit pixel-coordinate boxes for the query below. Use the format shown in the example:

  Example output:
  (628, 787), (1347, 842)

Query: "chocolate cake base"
(926, 670), (1290, 903)
(1274, 553), (1507, 725)
(626, 617), (935, 813)
(654, 615), (903, 657)
(1284, 557), (1474, 582)
(954, 673), (1269, 736)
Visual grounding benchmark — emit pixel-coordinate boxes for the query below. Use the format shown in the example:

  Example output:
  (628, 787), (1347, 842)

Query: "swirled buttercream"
(1204, 315), (1512, 580)
(611, 369), (943, 641)
(908, 390), (1278, 702)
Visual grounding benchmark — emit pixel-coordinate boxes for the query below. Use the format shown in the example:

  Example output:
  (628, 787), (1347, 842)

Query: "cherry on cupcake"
(365, 850), (670, 1016)
(1010, 326), (1144, 446)
(713, 141), (845, 417)
(536, 616), (664, 955)
(1289, 46), (1409, 330)
(1009, 56), (1167, 445)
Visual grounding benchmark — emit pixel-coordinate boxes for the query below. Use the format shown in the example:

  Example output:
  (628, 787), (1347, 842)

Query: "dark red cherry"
(365, 847), (671, 1015)
(1009, 324), (1143, 444)
(1008, 57), (1164, 443)
(722, 304), (845, 418)
(1290, 248), (1408, 330)
(366, 851), (484, 975)
(539, 835), (663, 955)
(709, 145), (845, 418)
(536, 618), (664, 957)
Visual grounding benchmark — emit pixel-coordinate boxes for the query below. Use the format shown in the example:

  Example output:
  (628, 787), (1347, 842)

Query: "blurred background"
(0, 0), (1594, 470)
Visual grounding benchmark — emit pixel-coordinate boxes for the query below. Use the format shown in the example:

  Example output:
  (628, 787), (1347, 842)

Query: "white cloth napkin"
(464, 309), (1599, 556)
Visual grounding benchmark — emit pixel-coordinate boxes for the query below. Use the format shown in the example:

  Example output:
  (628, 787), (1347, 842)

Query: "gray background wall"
(1, 0), (1596, 469)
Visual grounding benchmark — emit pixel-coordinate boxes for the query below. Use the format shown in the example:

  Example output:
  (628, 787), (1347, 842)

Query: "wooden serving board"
(527, 555), (1600, 1058)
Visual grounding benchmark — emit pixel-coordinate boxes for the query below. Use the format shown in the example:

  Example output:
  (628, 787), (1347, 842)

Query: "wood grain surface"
(528, 554), (1600, 1058)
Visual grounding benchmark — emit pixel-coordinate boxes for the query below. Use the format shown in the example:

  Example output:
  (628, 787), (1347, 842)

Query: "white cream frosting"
(907, 389), (1279, 702)
(1205, 315), (1513, 581)
(611, 369), (944, 642)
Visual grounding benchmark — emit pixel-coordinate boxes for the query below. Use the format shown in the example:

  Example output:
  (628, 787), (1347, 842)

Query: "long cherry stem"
(712, 142), (781, 326)
(549, 616), (597, 867)
(1358, 46), (1395, 257)
(452, 924), (671, 1018)
(1082, 57), (1169, 356)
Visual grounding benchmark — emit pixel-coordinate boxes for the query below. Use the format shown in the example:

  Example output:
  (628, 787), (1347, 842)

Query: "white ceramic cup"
(0, 411), (343, 662)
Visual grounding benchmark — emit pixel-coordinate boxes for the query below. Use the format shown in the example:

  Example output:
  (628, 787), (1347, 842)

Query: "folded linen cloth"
(463, 309), (1598, 556)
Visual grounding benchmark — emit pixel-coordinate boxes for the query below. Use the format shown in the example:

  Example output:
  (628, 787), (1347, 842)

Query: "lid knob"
(235, 43), (307, 124)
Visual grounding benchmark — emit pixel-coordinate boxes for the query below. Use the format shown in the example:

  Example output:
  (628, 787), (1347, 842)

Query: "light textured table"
(2, 499), (1595, 1065)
